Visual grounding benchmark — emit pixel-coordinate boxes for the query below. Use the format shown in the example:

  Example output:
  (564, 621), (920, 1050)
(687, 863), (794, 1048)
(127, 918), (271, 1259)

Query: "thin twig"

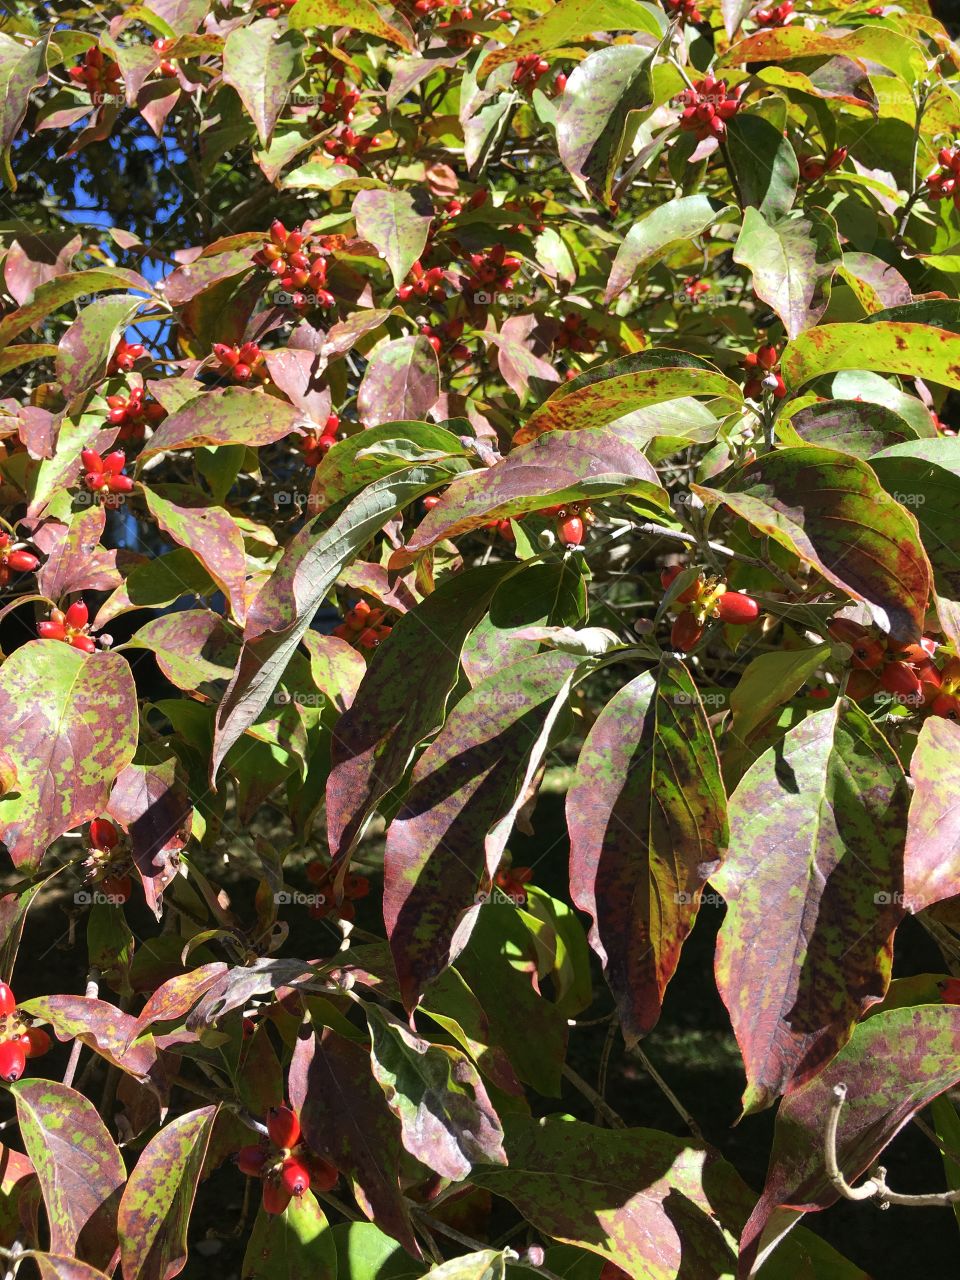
(633, 1046), (703, 1142)
(62, 968), (99, 1089)
(561, 1062), (626, 1129)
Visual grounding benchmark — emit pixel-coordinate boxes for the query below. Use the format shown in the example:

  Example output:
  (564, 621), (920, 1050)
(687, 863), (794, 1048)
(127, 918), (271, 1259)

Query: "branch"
(826, 1083), (960, 1207)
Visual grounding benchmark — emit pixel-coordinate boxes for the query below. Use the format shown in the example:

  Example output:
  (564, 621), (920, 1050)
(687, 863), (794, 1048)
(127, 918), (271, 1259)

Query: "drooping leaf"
(605, 195), (735, 303)
(724, 113), (799, 222)
(471, 1116), (735, 1277)
(289, 1027), (420, 1257)
(143, 488), (248, 624)
(712, 701), (910, 1113)
(241, 1191), (337, 1280)
(0, 34), (48, 190)
(325, 562), (514, 861)
(34, 1256), (114, 1280)
(0, 269), (153, 351)
(139, 387), (301, 460)
(353, 188), (433, 289)
(222, 18), (304, 147)
(35, 504), (121, 599)
(107, 759), (192, 918)
(365, 1005), (507, 1180)
(732, 206), (841, 339)
(0, 643), (138, 870)
(694, 446), (932, 643)
(213, 468), (458, 778)
(739, 1005), (960, 1276)
(870, 437), (960, 601)
(56, 295), (149, 401)
(357, 335), (440, 427)
(567, 657), (727, 1044)
(118, 1106), (218, 1280)
(12, 1078), (126, 1273)
(903, 716), (960, 914)
(384, 650), (580, 1010)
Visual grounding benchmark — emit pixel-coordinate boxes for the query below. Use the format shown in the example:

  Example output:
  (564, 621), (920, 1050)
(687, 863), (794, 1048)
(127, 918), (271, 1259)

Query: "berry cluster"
(666, 0), (703, 24)
(0, 533), (39, 586)
(678, 77), (744, 141)
(742, 343), (786, 400)
(253, 222), (336, 310)
(554, 313), (601, 354)
(84, 818), (132, 903)
(108, 338), (147, 374)
(460, 244), (522, 301)
(512, 54), (550, 95)
(926, 145), (960, 209)
(153, 38), (177, 77)
(662, 567), (761, 652)
(420, 319), (469, 361)
(684, 277), (710, 301)
(81, 449), (134, 496)
(68, 47), (121, 99)
(300, 414), (341, 466)
(332, 599), (392, 650)
(38, 600), (96, 652)
(212, 342), (268, 384)
(305, 858), (370, 922)
(398, 260), (446, 302)
(0, 983), (51, 1083)
(322, 127), (378, 170)
(753, 0), (794, 25)
(237, 1105), (338, 1215)
(319, 79), (361, 124)
(105, 386), (165, 443)
(799, 147), (847, 183)
(828, 619), (956, 714)
(541, 503), (593, 548)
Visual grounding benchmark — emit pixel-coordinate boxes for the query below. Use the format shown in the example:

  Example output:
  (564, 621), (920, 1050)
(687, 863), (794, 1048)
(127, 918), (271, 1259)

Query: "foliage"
(0, 0), (959, 1276)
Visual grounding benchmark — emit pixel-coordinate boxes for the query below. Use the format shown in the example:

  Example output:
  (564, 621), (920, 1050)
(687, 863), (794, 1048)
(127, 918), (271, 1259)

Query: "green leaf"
(516, 351), (739, 444)
(143, 488), (248, 623)
(222, 18), (304, 147)
(288, 0), (414, 50)
(365, 1005), (507, 1180)
(724, 113), (799, 221)
(733, 206), (841, 339)
(0, 643), (138, 870)
(427, 1253), (505, 1280)
(332, 1222), (423, 1280)
(352, 188), (433, 289)
(242, 1191), (337, 1280)
(781, 321), (960, 391)
(567, 657), (727, 1043)
(479, 0), (662, 79)
(694, 446), (932, 644)
(712, 702), (910, 1113)
(781, 398), (920, 458)
(309, 419), (469, 511)
(903, 717), (960, 915)
(870, 438), (960, 602)
(12, 1079), (126, 1273)
(118, 1106), (218, 1280)
(605, 195), (735, 303)
(34, 1256), (115, 1280)
(728, 644), (830, 745)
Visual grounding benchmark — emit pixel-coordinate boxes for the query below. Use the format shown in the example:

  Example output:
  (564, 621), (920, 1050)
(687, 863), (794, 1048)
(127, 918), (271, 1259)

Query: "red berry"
(89, 818), (119, 850)
(21, 1027), (51, 1059)
(670, 612), (704, 653)
(6, 549), (39, 574)
(237, 1144), (269, 1176)
(0, 984), (16, 1017)
(266, 1104), (301, 1149)
(557, 514), (584, 547)
(931, 693), (960, 721)
(279, 1157), (310, 1197)
(101, 874), (132, 903)
(261, 1178), (293, 1215)
(879, 660), (922, 699)
(0, 1039), (26, 1083)
(715, 591), (760, 625)
(64, 600), (88, 629)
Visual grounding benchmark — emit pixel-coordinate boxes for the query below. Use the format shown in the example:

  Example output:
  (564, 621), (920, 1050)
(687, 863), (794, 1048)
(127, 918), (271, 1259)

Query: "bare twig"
(62, 968), (99, 1089)
(561, 1062), (626, 1129)
(827, 1084), (960, 1207)
(633, 1046), (703, 1142)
